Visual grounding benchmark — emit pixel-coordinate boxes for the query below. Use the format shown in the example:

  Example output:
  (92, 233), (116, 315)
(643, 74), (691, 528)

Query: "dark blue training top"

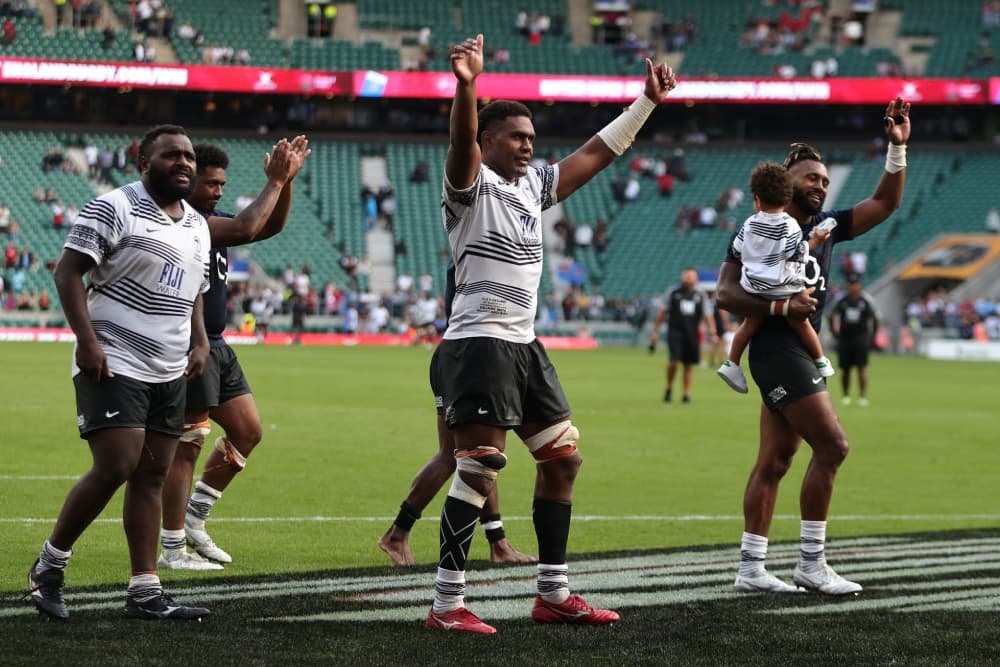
(198, 208), (233, 344)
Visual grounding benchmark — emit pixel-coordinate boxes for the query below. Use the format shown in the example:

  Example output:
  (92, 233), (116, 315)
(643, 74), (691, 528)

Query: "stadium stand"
(0, 16), (133, 62)
(108, 0), (285, 67)
(3, 126), (996, 320)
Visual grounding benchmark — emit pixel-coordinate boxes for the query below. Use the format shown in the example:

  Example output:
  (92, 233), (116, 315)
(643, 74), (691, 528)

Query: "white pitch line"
(2, 514), (999, 524)
(0, 475), (79, 480)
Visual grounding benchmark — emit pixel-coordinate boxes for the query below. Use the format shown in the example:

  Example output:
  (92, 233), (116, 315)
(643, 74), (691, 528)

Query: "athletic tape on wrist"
(885, 143), (907, 174)
(596, 94), (658, 156)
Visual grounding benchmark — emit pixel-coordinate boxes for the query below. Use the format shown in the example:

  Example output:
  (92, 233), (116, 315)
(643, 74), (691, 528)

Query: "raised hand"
(884, 96), (911, 145)
(451, 34), (484, 84)
(263, 138), (296, 185)
(644, 58), (677, 104)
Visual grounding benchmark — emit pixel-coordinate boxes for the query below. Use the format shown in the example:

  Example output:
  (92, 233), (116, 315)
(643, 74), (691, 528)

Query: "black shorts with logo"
(185, 342), (252, 413)
(668, 331), (700, 364)
(748, 323), (827, 413)
(429, 345), (445, 416)
(837, 336), (871, 369)
(436, 336), (572, 428)
(73, 373), (186, 439)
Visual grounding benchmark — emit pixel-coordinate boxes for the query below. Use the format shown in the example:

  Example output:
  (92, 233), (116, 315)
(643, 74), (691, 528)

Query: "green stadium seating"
(0, 17), (132, 62)
(1, 130), (995, 319)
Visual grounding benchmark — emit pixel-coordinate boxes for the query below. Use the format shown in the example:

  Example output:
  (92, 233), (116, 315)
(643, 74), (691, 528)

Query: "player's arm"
(206, 137), (310, 247)
(716, 260), (817, 321)
(556, 59), (676, 201)
(870, 301), (881, 345)
(186, 293), (209, 379)
(54, 248), (111, 380)
(703, 308), (717, 340)
(445, 34), (484, 190)
(828, 302), (840, 337)
(851, 97), (910, 238)
(648, 306), (666, 351)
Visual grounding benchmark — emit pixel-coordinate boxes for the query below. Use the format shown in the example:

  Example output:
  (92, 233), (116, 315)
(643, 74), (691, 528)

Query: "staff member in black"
(828, 274), (879, 407)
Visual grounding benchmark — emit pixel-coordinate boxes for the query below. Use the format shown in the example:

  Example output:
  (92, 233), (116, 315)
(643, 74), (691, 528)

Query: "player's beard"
(147, 163), (195, 202)
(791, 186), (824, 216)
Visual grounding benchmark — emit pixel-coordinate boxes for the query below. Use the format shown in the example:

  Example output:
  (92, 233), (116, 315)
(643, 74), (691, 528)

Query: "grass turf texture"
(1, 342), (997, 664)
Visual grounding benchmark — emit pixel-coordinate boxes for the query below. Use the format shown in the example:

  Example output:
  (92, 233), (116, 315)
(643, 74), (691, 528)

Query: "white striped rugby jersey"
(64, 180), (211, 382)
(441, 162), (559, 343)
(732, 210), (809, 298)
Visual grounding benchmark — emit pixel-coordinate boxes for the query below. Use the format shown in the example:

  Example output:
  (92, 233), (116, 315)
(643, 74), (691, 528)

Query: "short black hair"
(750, 161), (792, 209)
(194, 144), (229, 171)
(477, 100), (532, 145)
(139, 124), (188, 162)
(783, 142), (823, 169)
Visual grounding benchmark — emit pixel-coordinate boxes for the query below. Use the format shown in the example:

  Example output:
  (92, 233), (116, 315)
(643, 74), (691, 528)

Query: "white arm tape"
(885, 143), (907, 174)
(596, 94), (658, 156)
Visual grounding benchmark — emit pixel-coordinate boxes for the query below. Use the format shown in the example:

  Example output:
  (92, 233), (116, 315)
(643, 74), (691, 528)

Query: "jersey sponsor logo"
(811, 377), (823, 384)
(156, 261), (186, 297)
(519, 214), (540, 242)
(768, 385), (787, 403)
(145, 226), (162, 232)
(477, 407), (488, 415)
(105, 410), (120, 418)
(215, 252), (228, 283)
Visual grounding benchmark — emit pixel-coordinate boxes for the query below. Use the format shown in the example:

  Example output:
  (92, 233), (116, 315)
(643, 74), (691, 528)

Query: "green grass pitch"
(0, 342), (997, 664)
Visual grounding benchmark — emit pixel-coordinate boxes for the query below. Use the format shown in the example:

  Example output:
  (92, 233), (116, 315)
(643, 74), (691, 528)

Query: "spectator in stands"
(418, 271), (433, 293)
(3, 241), (15, 269)
(97, 145), (111, 183)
(177, 19), (194, 41)
(574, 221), (593, 249)
(42, 147), (64, 173)
(114, 145), (127, 171)
(44, 187), (58, 203)
(667, 148), (689, 182)
(516, 9), (528, 36)
(657, 171), (674, 197)
(6, 219), (18, 245)
(366, 298), (390, 333)
(83, 1), (102, 28)
(380, 191), (397, 230)
(135, 0), (152, 34)
(52, 200), (66, 230)
(624, 174), (640, 202)
(235, 192), (254, 213)
(83, 141), (98, 178)
(986, 207), (1000, 233)
(32, 186), (45, 202)
(101, 23), (115, 49)
(65, 203), (78, 227)
(2, 15), (15, 46)
(593, 220), (609, 258)
(0, 201), (9, 234)
(126, 137), (139, 166)
(396, 270), (414, 294)
(235, 48), (250, 65)
(699, 204), (717, 229)
(410, 160), (428, 184)
(850, 249), (868, 275)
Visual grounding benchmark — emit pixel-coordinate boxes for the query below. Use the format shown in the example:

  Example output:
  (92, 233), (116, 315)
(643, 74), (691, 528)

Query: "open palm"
(451, 34), (484, 83)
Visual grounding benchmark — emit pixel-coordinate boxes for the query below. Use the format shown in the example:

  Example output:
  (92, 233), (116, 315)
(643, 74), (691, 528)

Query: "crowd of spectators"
(905, 286), (1000, 341)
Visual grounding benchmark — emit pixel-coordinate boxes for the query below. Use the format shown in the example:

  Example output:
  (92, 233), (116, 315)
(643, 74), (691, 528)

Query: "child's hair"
(749, 161), (792, 209)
